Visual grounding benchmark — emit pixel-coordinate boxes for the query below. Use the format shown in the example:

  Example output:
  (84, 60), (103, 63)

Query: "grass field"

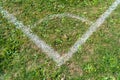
(0, 0), (120, 80)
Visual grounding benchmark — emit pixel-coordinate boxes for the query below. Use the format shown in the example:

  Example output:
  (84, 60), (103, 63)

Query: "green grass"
(0, 0), (120, 80)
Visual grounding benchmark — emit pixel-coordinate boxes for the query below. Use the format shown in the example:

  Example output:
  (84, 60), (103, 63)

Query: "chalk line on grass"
(57, 0), (120, 66)
(32, 13), (93, 28)
(0, 0), (120, 66)
(0, 7), (61, 64)
(0, 6), (92, 65)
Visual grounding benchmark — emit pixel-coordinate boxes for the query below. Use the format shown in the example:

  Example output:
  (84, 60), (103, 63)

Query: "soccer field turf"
(0, 0), (120, 80)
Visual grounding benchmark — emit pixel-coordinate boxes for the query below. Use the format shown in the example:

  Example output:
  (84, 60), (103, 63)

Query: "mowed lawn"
(0, 0), (120, 80)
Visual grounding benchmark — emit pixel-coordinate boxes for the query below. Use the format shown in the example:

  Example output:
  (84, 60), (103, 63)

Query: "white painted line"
(0, 7), (93, 65)
(0, 0), (119, 66)
(0, 7), (61, 63)
(57, 0), (120, 66)
(32, 13), (93, 28)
